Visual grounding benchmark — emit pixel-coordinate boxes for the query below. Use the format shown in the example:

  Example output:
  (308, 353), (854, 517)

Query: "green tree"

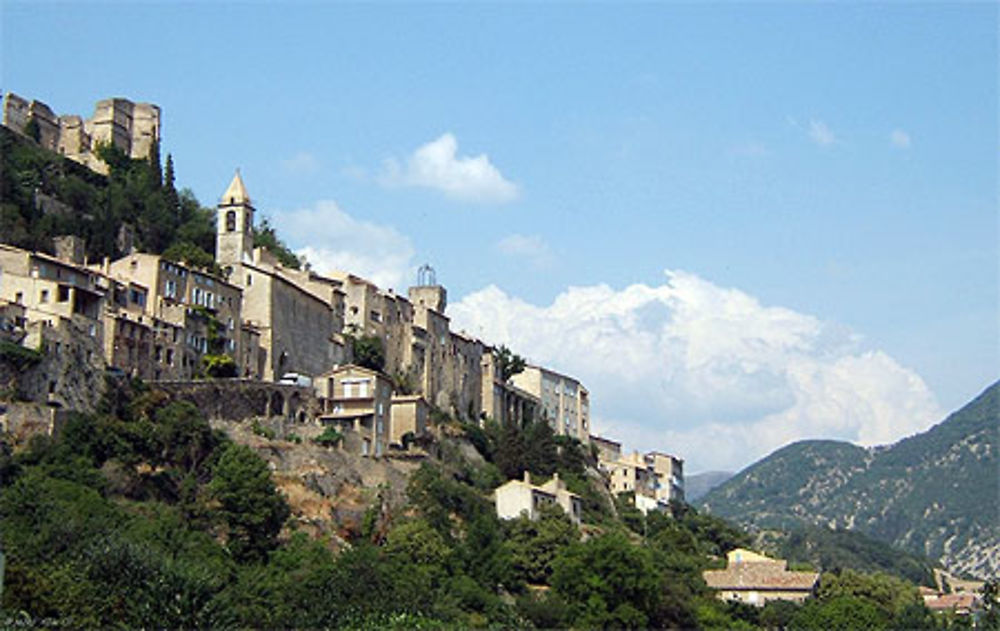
(504, 502), (578, 585)
(551, 531), (664, 629)
(253, 217), (301, 269)
(493, 345), (525, 383)
(791, 595), (889, 630)
(350, 333), (386, 372)
(208, 443), (290, 562)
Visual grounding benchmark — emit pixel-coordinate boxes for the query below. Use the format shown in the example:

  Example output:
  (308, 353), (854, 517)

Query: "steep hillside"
(700, 381), (999, 579)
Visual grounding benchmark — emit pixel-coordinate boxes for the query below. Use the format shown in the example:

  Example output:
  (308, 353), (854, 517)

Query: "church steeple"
(221, 169), (251, 206)
(216, 170), (255, 266)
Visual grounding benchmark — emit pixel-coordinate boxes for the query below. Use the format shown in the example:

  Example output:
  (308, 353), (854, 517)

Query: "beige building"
(481, 349), (541, 427)
(315, 364), (393, 457)
(0, 243), (108, 407)
(511, 364), (590, 441)
(592, 434), (685, 513)
(215, 172), (337, 381)
(2, 92), (160, 175)
(494, 471), (582, 525)
(0, 243), (107, 339)
(702, 549), (819, 606)
(389, 394), (430, 446)
(102, 252), (243, 380)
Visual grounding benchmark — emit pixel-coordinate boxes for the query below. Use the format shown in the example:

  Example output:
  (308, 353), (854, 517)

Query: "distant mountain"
(684, 471), (732, 501)
(756, 525), (938, 587)
(699, 381), (999, 579)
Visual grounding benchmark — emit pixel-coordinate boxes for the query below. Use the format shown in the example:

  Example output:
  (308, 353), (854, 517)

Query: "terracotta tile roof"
(926, 593), (977, 612)
(703, 562), (819, 591)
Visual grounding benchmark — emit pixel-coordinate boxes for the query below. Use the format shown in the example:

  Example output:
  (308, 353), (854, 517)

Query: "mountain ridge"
(699, 381), (999, 579)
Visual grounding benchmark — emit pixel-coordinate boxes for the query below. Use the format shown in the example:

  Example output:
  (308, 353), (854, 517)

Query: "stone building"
(702, 549), (820, 605)
(315, 364), (393, 457)
(0, 243), (108, 408)
(0, 243), (107, 336)
(389, 394), (430, 446)
(494, 471), (582, 525)
(2, 92), (160, 175)
(480, 348), (541, 427)
(511, 364), (590, 442)
(591, 434), (685, 512)
(215, 172), (337, 381)
(100, 252), (242, 380)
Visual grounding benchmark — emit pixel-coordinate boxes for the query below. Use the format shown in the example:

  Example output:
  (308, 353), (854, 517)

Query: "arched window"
(226, 210), (236, 232)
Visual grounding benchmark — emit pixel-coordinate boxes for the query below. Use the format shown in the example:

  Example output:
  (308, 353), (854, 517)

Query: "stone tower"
(216, 171), (255, 265)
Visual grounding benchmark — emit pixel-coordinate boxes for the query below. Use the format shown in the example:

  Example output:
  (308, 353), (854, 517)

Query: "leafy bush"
(313, 426), (343, 447)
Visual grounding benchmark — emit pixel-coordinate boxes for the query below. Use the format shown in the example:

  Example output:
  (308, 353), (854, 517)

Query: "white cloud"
(281, 151), (320, 175)
(272, 200), (415, 290)
(890, 129), (912, 149)
(495, 233), (552, 267)
(380, 133), (519, 203)
(449, 271), (942, 473)
(808, 120), (837, 146)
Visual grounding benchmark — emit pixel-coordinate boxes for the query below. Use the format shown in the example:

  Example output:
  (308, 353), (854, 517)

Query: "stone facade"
(494, 471), (582, 524)
(511, 364), (590, 441)
(592, 434), (685, 513)
(2, 92), (160, 175)
(101, 252), (242, 380)
(702, 549), (819, 606)
(316, 364), (393, 457)
(389, 394), (430, 446)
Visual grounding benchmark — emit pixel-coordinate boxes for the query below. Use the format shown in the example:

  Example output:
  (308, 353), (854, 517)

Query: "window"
(165, 279), (177, 299)
(39, 289), (49, 303)
(14, 292), (22, 304)
(226, 210), (236, 231)
(57, 286), (70, 302)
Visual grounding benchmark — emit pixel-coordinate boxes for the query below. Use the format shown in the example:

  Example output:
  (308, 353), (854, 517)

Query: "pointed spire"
(221, 169), (250, 205)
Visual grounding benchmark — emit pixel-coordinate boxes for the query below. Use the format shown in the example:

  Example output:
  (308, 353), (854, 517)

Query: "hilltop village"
(0, 92), (685, 514)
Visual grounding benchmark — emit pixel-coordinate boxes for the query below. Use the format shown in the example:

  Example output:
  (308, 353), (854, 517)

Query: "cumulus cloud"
(449, 271), (942, 472)
(808, 120), (837, 146)
(380, 133), (519, 203)
(272, 200), (415, 290)
(495, 233), (552, 267)
(890, 129), (912, 149)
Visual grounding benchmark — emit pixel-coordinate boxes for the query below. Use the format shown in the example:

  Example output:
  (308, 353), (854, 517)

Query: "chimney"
(523, 471), (531, 485)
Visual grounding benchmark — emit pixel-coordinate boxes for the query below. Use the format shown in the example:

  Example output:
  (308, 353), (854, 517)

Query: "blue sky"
(3, 3), (996, 471)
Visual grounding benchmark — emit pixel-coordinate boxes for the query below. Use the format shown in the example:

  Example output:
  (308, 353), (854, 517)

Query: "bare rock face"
(212, 418), (421, 544)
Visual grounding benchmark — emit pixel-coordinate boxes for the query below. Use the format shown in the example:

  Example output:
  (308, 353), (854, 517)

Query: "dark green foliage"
(348, 332), (386, 372)
(0, 339), (43, 369)
(313, 425), (343, 447)
(253, 217), (301, 269)
(504, 502), (578, 585)
(981, 579), (1000, 631)
(493, 344), (525, 382)
(764, 524), (937, 586)
(0, 126), (217, 263)
(551, 531), (664, 629)
(209, 442), (290, 562)
(201, 353), (237, 378)
(163, 239), (219, 274)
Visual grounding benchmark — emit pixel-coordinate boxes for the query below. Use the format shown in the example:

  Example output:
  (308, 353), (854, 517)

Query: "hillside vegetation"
(700, 382), (999, 579)
(0, 126), (299, 271)
(1, 378), (963, 629)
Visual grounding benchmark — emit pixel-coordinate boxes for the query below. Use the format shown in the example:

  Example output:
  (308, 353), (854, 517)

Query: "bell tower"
(216, 170), (255, 265)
